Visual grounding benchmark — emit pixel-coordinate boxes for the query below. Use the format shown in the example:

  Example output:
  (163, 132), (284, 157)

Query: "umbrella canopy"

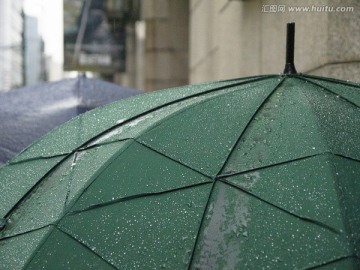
(0, 72), (359, 269)
(0, 75), (142, 166)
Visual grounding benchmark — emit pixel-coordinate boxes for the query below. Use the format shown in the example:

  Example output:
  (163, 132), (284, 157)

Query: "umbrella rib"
(66, 181), (213, 216)
(21, 224), (60, 270)
(78, 137), (132, 151)
(187, 180), (217, 270)
(216, 74), (278, 83)
(8, 152), (70, 165)
(304, 255), (358, 270)
(57, 139), (137, 218)
(0, 224), (51, 242)
(2, 154), (71, 219)
(216, 152), (326, 179)
(219, 179), (341, 235)
(215, 76), (286, 176)
(63, 152), (79, 208)
(217, 152), (360, 179)
(55, 227), (118, 270)
(9, 138), (133, 165)
(297, 76), (360, 109)
(333, 153), (360, 163)
(303, 74), (360, 90)
(135, 140), (213, 179)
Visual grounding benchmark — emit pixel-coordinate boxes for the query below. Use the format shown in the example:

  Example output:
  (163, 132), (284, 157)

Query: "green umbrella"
(1, 23), (359, 269)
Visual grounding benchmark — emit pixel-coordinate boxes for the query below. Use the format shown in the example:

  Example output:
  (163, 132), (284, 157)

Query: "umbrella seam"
(219, 178), (342, 235)
(0, 224), (51, 242)
(326, 154), (357, 255)
(2, 154), (71, 219)
(135, 140), (213, 179)
(65, 181), (213, 216)
(216, 74), (278, 83)
(303, 74), (360, 89)
(297, 76), (360, 110)
(8, 138), (133, 165)
(333, 153), (360, 164)
(78, 137), (133, 151)
(63, 152), (80, 208)
(216, 152), (329, 179)
(187, 180), (217, 270)
(21, 224), (58, 269)
(8, 152), (70, 165)
(217, 152), (360, 179)
(62, 138), (136, 208)
(58, 139), (136, 217)
(54, 226), (119, 270)
(215, 76), (287, 176)
(304, 254), (359, 270)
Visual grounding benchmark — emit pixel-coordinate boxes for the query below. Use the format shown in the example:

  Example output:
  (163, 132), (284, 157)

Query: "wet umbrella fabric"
(0, 74), (359, 269)
(0, 76), (142, 166)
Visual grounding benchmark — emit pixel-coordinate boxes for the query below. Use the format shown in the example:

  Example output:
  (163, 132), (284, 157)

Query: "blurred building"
(140, 0), (189, 91)
(24, 15), (47, 85)
(63, 0), (140, 84)
(24, 0), (64, 84)
(0, 0), (24, 91)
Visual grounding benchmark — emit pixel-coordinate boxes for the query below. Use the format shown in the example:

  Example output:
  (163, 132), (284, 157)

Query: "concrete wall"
(141, 0), (189, 91)
(310, 0), (360, 80)
(190, 0), (360, 84)
(190, 0), (261, 83)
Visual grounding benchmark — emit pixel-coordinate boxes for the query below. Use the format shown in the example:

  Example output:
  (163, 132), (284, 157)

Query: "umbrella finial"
(283, 22), (297, 75)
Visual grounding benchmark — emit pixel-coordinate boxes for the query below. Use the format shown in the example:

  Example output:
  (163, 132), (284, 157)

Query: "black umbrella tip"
(283, 63), (297, 75)
(283, 22), (297, 75)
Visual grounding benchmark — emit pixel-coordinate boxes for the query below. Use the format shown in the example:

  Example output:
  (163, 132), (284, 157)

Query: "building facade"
(24, 15), (47, 85)
(0, 0), (24, 91)
(141, 0), (189, 91)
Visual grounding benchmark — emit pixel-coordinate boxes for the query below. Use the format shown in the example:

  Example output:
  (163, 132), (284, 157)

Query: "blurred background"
(0, 0), (359, 93)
